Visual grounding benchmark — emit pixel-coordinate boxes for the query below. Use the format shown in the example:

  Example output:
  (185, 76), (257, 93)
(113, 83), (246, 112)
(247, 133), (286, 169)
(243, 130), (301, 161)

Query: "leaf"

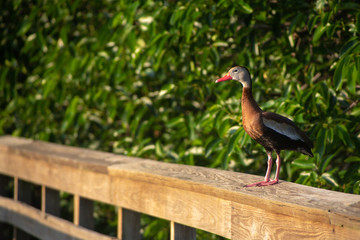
(43, 78), (57, 98)
(60, 27), (68, 45)
(221, 149), (229, 169)
(218, 118), (230, 137)
(112, 13), (123, 28)
(336, 125), (354, 148)
(316, 0), (326, 12)
(295, 174), (311, 185)
(166, 116), (184, 128)
(319, 154), (335, 174)
(308, 15), (319, 33)
(159, 83), (175, 97)
(136, 144), (155, 157)
(17, 20), (32, 36)
(186, 114), (195, 140)
(289, 13), (304, 34)
(61, 96), (80, 132)
(344, 156), (360, 163)
(184, 22), (194, 43)
(226, 129), (243, 155)
(292, 159), (315, 170)
(312, 24), (328, 43)
(315, 129), (327, 159)
(348, 64), (357, 94)
(235, 0), (253, 14)
(155, 140), (164, 157)
(354, 180), (360, 194)
(205, 138), (222, 158)
(227, 126), (240, 135)
(321, 11), (331, 26)
(334, 56), (346, 90)
(339, 39), (359, 58)
(321, 173), (339, 187)
(339, 2), (360, 10)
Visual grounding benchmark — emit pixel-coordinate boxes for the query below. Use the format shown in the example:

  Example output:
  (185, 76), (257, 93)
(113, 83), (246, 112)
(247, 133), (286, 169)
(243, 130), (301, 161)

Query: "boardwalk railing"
(0, 136), (359, 239)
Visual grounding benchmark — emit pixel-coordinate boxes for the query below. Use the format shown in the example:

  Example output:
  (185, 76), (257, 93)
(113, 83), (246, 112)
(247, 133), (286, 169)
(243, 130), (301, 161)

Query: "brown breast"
(241, 87), (264, 140)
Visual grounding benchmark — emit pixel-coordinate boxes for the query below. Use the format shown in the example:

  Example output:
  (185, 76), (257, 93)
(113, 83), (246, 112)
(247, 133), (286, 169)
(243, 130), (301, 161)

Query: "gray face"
(228, 66), (251, 87)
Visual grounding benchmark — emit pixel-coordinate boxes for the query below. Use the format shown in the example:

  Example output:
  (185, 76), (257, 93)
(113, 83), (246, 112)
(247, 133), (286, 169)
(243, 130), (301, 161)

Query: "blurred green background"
(1, 0), (360, 239)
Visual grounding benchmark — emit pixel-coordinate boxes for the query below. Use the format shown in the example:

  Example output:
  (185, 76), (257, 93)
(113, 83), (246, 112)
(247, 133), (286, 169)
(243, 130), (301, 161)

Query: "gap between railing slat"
(171, 221), (196, 240)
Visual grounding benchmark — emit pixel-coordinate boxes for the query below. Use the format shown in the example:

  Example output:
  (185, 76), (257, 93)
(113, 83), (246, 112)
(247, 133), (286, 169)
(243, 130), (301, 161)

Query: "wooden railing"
(0, 136), (359, 239)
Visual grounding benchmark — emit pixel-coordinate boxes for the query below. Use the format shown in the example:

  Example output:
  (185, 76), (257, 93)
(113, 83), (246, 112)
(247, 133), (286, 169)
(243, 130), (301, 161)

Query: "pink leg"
(244, 152), (273, 187)
(256, 151), (281, 186)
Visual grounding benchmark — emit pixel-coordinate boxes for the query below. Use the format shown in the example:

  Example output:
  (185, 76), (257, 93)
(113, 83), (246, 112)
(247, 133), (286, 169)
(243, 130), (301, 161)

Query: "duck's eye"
(234, 69), (238, 73)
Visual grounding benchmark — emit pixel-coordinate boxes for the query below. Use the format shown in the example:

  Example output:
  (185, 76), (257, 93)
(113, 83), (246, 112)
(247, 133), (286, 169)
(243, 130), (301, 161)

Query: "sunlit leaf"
(321, 173), (339, 187)
(292, 159), (315, 170)
(313, 24), (328, 43)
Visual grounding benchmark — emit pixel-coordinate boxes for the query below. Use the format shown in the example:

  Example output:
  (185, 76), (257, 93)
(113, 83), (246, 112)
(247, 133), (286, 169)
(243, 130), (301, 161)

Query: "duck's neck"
(241, 87), (262, 114)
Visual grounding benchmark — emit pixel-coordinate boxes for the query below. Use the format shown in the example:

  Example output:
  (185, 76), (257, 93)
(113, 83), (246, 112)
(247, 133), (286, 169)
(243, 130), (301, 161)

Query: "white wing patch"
(263, 118), (302, 141)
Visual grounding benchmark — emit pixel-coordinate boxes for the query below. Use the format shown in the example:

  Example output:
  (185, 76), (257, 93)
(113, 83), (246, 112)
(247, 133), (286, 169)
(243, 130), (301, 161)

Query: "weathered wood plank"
(110, 176), (232, 238)
(0, 196), (116, 240)
(0, 135), (143, 174)
(231, 201), (358, 240)
(108, 161), (360, 232)
(170, 221), (196, 240)
(0, 136), (360, 239)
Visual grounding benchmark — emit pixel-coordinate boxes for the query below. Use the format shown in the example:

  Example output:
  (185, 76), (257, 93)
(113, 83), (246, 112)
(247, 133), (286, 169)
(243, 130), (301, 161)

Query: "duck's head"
(215, 66), (251, 88)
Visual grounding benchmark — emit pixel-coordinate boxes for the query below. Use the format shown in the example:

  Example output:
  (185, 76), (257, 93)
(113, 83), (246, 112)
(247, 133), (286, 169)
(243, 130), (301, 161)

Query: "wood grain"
(0, 136), (360, 239)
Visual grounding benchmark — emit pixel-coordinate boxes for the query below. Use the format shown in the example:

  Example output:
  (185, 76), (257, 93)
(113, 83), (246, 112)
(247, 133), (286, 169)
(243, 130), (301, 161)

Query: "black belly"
(251, 127), (312, 156)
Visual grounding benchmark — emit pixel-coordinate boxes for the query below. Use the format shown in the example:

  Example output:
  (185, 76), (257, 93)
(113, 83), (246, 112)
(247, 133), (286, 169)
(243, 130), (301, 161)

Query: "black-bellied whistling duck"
(216, 66), (313, 187)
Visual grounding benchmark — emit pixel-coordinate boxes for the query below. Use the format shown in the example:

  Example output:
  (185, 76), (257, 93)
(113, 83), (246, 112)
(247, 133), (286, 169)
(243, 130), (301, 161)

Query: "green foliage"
(1, 0), (360, 238)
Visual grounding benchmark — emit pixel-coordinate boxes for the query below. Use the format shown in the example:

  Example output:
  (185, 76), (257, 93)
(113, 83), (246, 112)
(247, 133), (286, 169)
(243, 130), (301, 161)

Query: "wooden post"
(171, 221), (196, 240)
(74, 195), (94, 229)
(41, 186), (60, 216)
(117, 207), (141, 240)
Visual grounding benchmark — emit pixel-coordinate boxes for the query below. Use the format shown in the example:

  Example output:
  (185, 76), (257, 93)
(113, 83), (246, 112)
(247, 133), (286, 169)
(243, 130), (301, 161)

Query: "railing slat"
(16, 178), (32, 204)
(41, 186), (60, 216)
(171, 221), (196, 240)
(118, 207), (141, 240)
(74, 195), (94, 229)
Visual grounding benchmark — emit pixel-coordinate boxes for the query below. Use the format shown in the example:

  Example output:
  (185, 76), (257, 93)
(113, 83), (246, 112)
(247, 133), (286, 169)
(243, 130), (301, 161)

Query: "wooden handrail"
(0, 136), (359, 239)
